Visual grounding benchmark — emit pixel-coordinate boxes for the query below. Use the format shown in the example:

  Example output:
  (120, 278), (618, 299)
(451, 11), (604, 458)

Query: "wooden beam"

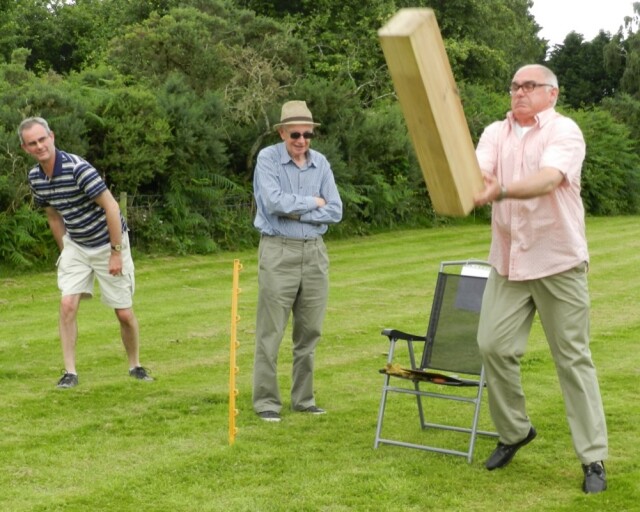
(379, 8), (483, 216)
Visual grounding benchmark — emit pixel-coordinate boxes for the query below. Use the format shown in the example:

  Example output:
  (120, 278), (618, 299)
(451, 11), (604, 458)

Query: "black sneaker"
(257, 411), (281, 422)
(298, 405), (326, 415)
(57, 372), (78, 389)
(485, 426), (537, 470)
(582, 461), (607, 494)
(129, 366), (154, 381)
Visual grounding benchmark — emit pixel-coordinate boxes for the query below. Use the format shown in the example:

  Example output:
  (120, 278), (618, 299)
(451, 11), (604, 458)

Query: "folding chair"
(373, 260), (497, 462)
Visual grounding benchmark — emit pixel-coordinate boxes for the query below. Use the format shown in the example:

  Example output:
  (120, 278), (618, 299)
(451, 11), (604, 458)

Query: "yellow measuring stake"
(229, 259), (242, 445)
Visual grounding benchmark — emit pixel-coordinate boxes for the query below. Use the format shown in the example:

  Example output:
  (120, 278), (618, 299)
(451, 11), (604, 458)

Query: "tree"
(572, 107), (640, 215)
(426, 0), (545, 88)
(0, 0), (638, 267)
(547, 31), (623, 108)
(240, 0), (546, 99)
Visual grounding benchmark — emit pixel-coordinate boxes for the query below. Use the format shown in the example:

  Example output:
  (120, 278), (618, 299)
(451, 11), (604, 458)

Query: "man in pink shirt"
(474, 64), (608, 494)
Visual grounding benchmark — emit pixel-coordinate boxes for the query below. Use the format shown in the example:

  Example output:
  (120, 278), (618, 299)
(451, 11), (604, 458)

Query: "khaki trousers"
(252, 235), (329, 413)
(477, 264), (608, 464)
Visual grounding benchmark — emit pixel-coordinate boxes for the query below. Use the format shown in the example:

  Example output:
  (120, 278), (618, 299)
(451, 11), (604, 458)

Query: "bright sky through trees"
(530, 0), (635, 46)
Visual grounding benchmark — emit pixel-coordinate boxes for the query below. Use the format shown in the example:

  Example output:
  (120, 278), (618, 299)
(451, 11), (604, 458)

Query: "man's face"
(21, 124), (55, 164)
(510, 68), (558, 125)
(279, 124), (314, 160)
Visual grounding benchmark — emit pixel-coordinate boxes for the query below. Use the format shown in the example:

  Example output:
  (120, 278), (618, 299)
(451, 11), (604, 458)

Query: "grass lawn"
(1, 217), (639, 511)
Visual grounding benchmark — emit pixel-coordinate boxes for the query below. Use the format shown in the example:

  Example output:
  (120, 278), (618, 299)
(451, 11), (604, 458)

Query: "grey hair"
(514, 64), (559, 106)
(18, 117), (51, 144)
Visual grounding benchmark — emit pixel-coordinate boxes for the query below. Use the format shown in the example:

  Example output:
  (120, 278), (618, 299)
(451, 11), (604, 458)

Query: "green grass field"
(1, 217), (639, 511)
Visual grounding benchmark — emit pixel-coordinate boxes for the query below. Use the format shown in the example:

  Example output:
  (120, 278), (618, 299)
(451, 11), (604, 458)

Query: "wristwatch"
(111, 244), (123, 252)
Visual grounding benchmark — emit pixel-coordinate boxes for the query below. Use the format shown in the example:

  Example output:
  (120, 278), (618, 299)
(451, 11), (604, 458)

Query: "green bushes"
(1, 0), (639, 269)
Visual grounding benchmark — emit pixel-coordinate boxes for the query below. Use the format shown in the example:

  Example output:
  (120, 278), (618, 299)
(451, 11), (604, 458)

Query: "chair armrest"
(381, 328), (426, 342)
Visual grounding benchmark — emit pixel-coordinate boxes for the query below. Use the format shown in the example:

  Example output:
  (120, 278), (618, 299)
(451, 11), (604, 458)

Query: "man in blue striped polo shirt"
(19, 117), (153, 388)
(252, 101), (343, 422)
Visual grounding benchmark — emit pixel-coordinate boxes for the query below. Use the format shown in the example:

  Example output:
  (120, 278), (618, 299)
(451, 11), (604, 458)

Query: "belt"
(261, 234), (323, 244)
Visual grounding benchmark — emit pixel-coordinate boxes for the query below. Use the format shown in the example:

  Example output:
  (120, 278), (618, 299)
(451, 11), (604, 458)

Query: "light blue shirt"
(253, 142), (343, 239)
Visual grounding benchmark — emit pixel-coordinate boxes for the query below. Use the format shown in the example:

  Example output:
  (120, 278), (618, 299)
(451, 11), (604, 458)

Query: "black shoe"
(257, 411), (281, 422)
(582, 461), (607, 494)
(485, 426), (537, 470)
(129, 366), (154, 381)
(56, 372), (78, 389)
(297, 405), (326, 415)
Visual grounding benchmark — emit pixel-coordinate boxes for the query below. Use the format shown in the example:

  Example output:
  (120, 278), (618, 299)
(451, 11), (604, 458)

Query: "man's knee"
(115, 307), (136, 326)
(60, 294), (80, 319)
(478, 334), (520, 361)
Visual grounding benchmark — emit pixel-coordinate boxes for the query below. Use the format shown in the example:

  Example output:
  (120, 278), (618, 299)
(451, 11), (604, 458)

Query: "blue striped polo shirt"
(28, 150), (127, 248)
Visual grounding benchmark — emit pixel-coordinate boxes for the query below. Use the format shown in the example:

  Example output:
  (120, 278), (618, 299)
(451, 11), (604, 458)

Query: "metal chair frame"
(373, 260), (498, 462)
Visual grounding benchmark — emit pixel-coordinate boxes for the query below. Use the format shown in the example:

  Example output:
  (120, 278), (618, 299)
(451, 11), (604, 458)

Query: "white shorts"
(57, 232), (135, 309)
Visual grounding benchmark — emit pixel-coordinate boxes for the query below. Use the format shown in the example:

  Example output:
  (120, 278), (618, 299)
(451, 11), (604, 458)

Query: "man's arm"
(300, 172), (342, 225)
(474, 167), (564, 206)
(94, 189), (124, 275)
(45, 207), (66, 251)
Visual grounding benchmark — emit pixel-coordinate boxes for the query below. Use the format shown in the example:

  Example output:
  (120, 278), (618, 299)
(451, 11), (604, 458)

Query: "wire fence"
(117, 192), (256, 249)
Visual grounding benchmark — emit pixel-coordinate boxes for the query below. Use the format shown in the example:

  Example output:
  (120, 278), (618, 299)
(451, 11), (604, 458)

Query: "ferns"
(0, 206), (55, 269)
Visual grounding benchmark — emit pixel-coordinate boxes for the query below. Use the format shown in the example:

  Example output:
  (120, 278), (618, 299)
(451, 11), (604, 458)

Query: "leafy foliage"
(547, 32), (623, 108)
(0, 0), (639, 268)
(0, 204), (53, 267)
(572, 107), (640, 215)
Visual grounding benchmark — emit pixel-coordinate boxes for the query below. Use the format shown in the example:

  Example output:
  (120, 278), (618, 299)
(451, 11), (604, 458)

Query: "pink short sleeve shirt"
(475, 108), (588, 281)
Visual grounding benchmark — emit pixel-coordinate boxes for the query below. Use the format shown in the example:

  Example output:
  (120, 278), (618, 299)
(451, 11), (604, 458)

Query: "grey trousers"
(252, 235), (329, 413)
(477, 264), (608, 464)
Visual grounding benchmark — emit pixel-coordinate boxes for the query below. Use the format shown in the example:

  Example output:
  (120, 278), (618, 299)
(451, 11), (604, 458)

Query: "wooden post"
(119, 191), (128, 220)
(379, 9), (484, 216)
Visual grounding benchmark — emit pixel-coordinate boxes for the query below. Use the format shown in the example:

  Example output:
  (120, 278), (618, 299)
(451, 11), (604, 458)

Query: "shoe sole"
(56, 379), (78, 388)
(258, 412), (281, 422)
(583, 481), (607, 494)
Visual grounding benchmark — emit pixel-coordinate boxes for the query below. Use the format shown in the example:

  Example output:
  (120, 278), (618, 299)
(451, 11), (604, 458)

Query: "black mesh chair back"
(422, 271), (487, 375)
(374, 260), (497, 462)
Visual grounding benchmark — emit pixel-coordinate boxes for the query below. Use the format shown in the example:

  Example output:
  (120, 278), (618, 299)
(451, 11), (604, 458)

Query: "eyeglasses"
(509, 81), (555, 94)
(289, 131), (314, 140)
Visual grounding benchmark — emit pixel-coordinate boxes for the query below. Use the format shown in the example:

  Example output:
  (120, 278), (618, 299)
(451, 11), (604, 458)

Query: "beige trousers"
(477, 264), (608, 464)
(252, 235), (329, 413)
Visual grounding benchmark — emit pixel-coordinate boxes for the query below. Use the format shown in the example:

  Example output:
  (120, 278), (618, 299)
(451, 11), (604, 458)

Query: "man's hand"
(474, 172), (502, 207)
(109, 252), (123, 276)
(315, 197), (326, 207)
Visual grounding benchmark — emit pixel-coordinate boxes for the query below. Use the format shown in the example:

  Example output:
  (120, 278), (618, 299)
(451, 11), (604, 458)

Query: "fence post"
(119, 191), (128, 220)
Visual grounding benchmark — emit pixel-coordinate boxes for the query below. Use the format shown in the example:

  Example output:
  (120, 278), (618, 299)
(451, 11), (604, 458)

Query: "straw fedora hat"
(273, 100), (321, 129)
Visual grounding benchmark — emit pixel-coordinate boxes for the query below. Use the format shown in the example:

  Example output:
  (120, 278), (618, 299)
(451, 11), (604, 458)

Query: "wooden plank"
(378, 8), (483, 216)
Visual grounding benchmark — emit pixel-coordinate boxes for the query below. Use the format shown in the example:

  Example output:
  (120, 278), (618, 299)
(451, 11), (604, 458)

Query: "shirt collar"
(38, 149), (64, 178)
(508, 106), (557, 129)
(278, 142), (316, 168)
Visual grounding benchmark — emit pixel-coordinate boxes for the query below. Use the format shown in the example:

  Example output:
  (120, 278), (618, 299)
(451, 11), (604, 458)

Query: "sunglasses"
(289, 131), (315, 140)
